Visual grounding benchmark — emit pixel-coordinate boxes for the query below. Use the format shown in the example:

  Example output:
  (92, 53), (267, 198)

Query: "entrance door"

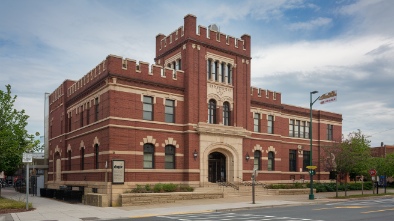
(208, 152), (226, 183)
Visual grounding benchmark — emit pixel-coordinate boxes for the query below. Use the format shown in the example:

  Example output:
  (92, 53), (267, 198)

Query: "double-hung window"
(143, 96), (153, 121)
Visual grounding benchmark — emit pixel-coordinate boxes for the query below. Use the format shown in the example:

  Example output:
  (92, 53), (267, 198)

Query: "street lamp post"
(309, 91), (320, 200)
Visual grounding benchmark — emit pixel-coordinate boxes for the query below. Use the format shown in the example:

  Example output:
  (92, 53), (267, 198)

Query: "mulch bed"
(0, 208), (35, 214)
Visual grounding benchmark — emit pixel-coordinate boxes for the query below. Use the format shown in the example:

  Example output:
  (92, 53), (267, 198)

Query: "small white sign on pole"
(22, 153), (33, 163)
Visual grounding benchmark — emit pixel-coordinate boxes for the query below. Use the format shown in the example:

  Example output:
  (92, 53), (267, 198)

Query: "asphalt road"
(111, 197), (394, 221)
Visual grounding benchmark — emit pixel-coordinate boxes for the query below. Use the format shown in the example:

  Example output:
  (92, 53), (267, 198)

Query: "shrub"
(153, 183), (164, 192)
(162, 183), (177, 192)
(129, 183), (194, 193)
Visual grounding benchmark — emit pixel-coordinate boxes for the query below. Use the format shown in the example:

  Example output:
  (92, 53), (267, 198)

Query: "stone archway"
(208, 152), (226, 183)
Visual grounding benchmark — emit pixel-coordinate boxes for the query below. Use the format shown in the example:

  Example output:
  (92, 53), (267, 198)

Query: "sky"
(1, 0), (393, 147)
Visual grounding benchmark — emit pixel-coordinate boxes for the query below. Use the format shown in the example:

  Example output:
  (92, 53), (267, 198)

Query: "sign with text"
(319, 90), (337, 105)
(112, 160), (125, 184)
(22, 153), (33, 163)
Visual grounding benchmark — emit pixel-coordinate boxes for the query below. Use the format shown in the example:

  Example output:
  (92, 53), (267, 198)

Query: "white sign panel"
(22, 153), (33, 163)
(319, 90), (337, 105)
(112, 160), (125, 184)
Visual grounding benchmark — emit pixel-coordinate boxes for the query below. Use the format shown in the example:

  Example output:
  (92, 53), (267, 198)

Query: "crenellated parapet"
(156, 14), (251, 59)
(105, 55), (184, 88)
(250, 87), (282, 105)
(57, 54), (184, 102)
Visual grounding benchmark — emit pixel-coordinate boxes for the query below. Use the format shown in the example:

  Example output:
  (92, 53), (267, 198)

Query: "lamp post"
(309, 91), (320, 200)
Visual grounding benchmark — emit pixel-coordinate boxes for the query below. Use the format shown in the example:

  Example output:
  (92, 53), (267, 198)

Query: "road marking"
(361, 208), (394, 214)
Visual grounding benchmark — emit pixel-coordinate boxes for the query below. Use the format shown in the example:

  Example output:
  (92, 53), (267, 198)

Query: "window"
(227, 64), (232, 84)
(267, 115), (274, 134)
(289, 120), (294, 137)
(80, 106), (84, 127)
(207, 59), (212, 79)
(68, 150), (72, 171)
(86, 106), (90, 125)
(268, 151), (275, 171)
(221, 63), (225, 83)
(289, 150), (297, 171)
(214, 61), (219, 81)
(289, 120), (310, 138)
(165, 145), (175, 169)
(68, 115), (72, 132)
(327, 124), (333, 140)
(143, 144), (154, 169)
(303, 151), (310, 172)
(80, 148), (85, 170)
(305, 122), (310, 139)
(177, 59), (181, 70)
(165, 99), (175, 123)
(294, 120), (300, 137)
(254, 151), (261, 170)
(94, 144), (99, 169)
(208, 99), (217, 124)
(143, 96), (153, 121)
(95, 97), (99, 122)
(223, 102), (230, 126)
(254, 113), (260, 132)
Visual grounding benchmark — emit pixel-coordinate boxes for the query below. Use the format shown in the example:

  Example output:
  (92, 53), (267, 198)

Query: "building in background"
(47, 14), (342, 206)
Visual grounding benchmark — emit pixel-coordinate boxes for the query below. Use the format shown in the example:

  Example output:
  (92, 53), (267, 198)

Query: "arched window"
(143, 143), (155, 169)
(165, 145), (175, 169)
(268, 151), (275, 171)
(94, 144), (99, 169)
(223, 102), (230, 126)
(254, 150), (261, 170)
(208, 99), (217, 124)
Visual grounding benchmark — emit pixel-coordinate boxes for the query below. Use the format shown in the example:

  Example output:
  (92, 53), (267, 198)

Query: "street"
(115, 197), (394, 221)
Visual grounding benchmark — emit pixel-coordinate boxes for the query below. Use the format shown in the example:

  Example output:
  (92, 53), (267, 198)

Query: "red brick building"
(47, 14), (342, 205)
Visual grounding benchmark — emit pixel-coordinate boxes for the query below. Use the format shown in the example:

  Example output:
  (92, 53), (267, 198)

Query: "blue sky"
(1, 0), (393, 147)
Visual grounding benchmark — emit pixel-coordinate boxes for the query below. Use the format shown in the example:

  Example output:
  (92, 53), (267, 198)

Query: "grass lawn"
(0, 196), (33, 214)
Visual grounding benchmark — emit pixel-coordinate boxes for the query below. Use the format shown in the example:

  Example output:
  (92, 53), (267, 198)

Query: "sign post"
(22, 153), (32, 210)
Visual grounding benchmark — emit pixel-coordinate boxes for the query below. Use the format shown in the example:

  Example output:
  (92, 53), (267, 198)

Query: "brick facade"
(47, 14), (342, 206)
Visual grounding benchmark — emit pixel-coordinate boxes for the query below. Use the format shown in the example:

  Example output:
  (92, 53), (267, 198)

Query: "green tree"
(0, 84), (41, 176)
(370, 153), (394, 193)
(322, 130), (371, 196)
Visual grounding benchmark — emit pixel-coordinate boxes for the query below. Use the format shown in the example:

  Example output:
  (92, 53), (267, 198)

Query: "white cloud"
(288, 17), (332, 31)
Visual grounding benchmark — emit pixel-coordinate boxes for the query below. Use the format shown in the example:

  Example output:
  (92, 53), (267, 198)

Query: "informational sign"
(319, 90), (337, 104)
(112, 160), (125, 184)
(22, 153), (33, 163)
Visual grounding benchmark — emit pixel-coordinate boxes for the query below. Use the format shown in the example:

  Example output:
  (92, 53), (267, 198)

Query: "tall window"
(95, 97), (99, 122)
(143, 144), (154, 169)
(86, 105), (90, 125)
(327, 124), (333, 140)
(165, 145), (175, 169)
(68, 115), (72, 132)
(305, 122), (310, 139)
(227, 64), (232, 84)
(254, 150), (261, 170)
(214, 61), (219, 81)
(254, 113), (260, 132)
(207, 59), (212, 80)
(223, 102), (230, 126)
(300, 121), (305, 138)
(294, 120), (300, 137)
(80, 148), (85, 170)
(80, 106), (84, 127)
(94, 144), (99, 169)
(143, 96), (153, 121)
(303, 151), (310, 172)
(221, 63), (225, 82)
(165, 99), (175, 123)
(68, 150), (72, 171)
(289, 120), (294, 137)
(208, 99), (217, 124)
(267, 115), (274, 134)
(268, 151), (275, 171)
(289, 150), (297, 171)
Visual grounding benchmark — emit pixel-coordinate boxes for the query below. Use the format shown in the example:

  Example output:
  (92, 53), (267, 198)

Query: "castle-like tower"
(47, 14), (342, 206)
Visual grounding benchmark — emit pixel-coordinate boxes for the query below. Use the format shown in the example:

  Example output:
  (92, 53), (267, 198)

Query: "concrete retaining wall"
(267, 188), (316, 195)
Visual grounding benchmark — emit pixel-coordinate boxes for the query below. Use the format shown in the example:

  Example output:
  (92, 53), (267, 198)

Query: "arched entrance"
(208, 152), (226, 183)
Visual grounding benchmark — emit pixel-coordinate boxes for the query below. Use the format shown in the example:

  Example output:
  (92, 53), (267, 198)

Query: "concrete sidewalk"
(0, 187), (389, 221)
